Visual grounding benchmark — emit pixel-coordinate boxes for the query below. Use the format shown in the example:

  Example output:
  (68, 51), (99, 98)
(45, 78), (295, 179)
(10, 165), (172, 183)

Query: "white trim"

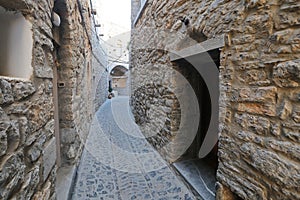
(133, 0), (148, 26)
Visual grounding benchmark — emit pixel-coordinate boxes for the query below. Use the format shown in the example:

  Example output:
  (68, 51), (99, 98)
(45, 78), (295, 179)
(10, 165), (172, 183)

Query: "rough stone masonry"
(131, 0), (300, 199)
(55, 0), (108, 166)
(0, 0), (107, 199)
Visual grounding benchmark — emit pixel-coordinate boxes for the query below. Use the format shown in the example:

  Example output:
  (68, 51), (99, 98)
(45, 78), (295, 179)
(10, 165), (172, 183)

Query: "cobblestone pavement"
(71, 96), (196, 200)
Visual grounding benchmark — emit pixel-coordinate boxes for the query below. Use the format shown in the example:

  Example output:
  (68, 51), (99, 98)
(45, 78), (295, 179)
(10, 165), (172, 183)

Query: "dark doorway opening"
(172, 49), (220, 200)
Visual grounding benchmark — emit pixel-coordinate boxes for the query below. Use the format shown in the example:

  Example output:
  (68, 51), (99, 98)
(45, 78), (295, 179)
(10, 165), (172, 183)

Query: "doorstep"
(172, 159), (216, 200)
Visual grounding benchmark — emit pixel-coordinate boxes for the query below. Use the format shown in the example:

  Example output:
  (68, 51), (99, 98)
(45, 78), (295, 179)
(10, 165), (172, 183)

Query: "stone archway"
(109, 65), (130, 96)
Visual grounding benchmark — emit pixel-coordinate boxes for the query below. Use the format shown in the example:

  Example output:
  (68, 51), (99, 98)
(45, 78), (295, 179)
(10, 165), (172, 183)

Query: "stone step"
(172, 159), (217, 200)
(56, 165), (77, 200)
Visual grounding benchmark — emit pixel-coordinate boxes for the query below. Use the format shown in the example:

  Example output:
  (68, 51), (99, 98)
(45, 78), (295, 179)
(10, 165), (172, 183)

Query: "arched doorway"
(109, 65), (130, 96)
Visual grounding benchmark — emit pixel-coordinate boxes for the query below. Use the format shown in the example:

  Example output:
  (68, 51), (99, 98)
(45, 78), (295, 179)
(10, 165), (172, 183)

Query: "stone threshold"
(56, 165), (77, 200)
(172, 159), (217, 200)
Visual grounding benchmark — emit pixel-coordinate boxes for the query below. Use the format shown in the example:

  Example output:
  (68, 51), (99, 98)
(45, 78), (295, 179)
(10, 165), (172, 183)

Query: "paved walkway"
(71, 96), (196, 200)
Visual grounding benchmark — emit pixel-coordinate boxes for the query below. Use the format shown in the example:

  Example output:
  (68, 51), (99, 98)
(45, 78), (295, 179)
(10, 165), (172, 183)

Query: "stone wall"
(0, 0), (57, 199)
(131, 0), (141, 25)
(0, 0), (107, 198)
(94, 68), (108, 110)
(131, 0), (300, 199)
(91, 16), (108, 111)
(56, 0), (107, 165)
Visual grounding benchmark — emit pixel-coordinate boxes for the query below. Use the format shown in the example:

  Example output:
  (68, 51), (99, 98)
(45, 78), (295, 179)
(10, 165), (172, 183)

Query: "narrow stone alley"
(1, 0), (299, 199)
(71, 96), (196, 200)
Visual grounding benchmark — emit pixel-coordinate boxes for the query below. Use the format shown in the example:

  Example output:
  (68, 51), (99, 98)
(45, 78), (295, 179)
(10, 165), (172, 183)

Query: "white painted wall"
(0, 7), (33, 79)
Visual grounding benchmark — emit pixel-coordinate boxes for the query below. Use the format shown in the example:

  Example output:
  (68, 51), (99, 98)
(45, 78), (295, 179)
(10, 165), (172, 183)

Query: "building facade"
(131, 0), (300, 199)
(0, 0), (107, 199)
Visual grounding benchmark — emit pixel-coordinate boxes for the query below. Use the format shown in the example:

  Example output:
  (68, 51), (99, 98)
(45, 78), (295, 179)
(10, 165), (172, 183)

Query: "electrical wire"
(78, 0), (130, 70)
(77, 0), (108, 70)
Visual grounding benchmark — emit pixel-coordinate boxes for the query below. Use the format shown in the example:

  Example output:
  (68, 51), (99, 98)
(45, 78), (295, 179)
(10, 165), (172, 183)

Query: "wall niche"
(0, 6), (33, 79)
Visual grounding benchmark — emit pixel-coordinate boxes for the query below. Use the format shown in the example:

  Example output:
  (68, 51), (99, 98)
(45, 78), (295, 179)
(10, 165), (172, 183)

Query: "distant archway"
(110, 65), (128, 76)
(109, 65), (130, 96)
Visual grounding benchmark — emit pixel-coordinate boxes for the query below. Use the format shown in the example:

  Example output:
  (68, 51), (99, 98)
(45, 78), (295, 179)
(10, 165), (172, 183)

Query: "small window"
(0, 6), (33, 79)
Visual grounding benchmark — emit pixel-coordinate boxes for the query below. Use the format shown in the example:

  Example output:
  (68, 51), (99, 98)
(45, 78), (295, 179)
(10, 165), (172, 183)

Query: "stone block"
(33, 29), (54, 49)
(28, 145), (42, 162)
(12, 81), (36, 101)
(32, 181), (52, 200)
(232, 86), (277, 103)
(270, 29), (293, 44)
(0, 152), (25, 199)
(273, 59), (300, 87)
(66, 144), (76, 160)
(244, 12), (271, 32)
(287, 90), (300, 102)
(3, 172), (24, 199)
(0, 117), (10, 157)
(17, 165), (40, 200)
(25, 129), (41, 147)
(265, 139), (300, 161)
(44, 119), (55, 138)
(283, 127), (300, 142)
(241, 143), (300, 189)
(280, 2), (300, 11)
(237, 102), (277, 116)
(235, 113), (270, 135)
(0, 131), (7, 157)
(26, 94), (54, 133)
(235, 131), (256, 142)
(35, 64), (54, 79)
(292, 109), (300, 123)
(234, 87), (277, 116)
(278, 99), (293, 120)
(291, 43), (300, 53)
(61, 128), (77, 144)
(43, 138), (56, 181)
(275, 11), (300, 29)
(6, 102), (29, 115)
(245, 0), (267, 9)
(270, 122), (281, 136)
(216, 182), (238, 200)
(239, 69), (269, 86)
(19, 117), (29, 145)
(231, 34), (255, 44)
(0, 79), (14, 105)
(0, 121), (10, 132)
(7, 120), (21, 152)
(0, 107), (8, 121)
